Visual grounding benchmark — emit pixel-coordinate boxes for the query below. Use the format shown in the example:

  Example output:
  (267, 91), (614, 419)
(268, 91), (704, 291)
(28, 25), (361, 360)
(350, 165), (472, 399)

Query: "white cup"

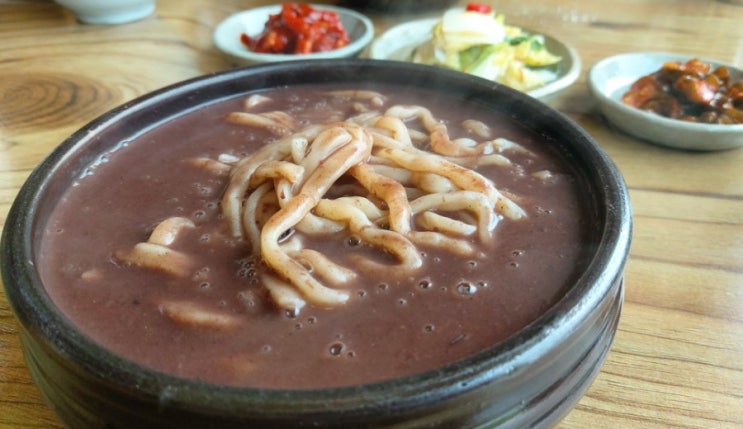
(55, 0), (156, 24)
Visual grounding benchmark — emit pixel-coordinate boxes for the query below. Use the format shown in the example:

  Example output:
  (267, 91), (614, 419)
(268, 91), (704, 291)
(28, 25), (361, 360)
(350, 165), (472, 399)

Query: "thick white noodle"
(129, 93), (532, 315)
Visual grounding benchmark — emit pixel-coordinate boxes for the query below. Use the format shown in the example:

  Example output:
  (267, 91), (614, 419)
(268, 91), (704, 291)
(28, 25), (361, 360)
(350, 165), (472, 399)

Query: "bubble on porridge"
(328, 342), (345, 356)
(237, 289), (262, 314)
(417, 278), (433, 290)
(347, 236), (362, 247)
(193, 267), (210, 281)
(456, 282), (478, 296)
(535, 206), (554, 216)
(237, 267), (257, 279)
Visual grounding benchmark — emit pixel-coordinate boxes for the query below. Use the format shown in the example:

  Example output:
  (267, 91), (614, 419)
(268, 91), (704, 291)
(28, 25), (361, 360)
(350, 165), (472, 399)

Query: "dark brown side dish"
(622, 58), (743, 124)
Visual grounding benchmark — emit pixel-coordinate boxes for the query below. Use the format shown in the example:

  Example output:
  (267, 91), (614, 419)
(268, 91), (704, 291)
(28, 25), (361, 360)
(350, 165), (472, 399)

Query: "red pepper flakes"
(240, 3), (351, 55)
(465, 2), (493, 14)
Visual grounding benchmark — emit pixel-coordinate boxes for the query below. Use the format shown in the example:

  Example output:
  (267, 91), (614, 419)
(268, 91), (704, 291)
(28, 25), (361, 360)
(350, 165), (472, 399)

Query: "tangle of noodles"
(212, 91), (530, 313)
(119, 91), (532, 313)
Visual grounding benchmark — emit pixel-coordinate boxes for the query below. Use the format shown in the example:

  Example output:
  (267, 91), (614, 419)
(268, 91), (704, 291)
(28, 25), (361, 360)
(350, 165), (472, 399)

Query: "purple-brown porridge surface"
(38, 84), (594, 389)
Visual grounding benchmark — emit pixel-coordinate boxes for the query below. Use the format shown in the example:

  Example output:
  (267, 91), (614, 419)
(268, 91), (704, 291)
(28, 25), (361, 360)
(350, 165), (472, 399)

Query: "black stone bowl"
(1, 59), (632, 428)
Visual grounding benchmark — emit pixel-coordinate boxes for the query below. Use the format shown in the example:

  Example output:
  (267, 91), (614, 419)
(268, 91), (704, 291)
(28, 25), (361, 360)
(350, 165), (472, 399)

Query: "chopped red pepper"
(466, 2), (493, 14)
(241, 3), (350, 55)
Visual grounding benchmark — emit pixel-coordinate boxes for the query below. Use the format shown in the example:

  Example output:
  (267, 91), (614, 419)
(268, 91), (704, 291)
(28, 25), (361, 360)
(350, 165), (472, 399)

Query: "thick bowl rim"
(213, 4), (375, 63)
(1, 59), (632, 418)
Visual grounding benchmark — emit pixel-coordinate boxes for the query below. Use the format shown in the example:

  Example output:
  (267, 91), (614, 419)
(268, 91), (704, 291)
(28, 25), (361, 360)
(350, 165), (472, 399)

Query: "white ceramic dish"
(588, 52), (743, 151)
(213, 4), (374, 66)
(368, 18), (581, 103)
(55, 0), (155, 24)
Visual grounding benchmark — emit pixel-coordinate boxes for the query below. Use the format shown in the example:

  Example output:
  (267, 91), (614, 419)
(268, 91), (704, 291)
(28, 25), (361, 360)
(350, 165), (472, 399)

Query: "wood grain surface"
(1, 0), (742, 428)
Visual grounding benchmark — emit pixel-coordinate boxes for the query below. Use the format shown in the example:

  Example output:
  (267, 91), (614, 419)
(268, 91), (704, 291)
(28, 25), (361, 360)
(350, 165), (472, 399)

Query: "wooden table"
(1, 1), (742, 427)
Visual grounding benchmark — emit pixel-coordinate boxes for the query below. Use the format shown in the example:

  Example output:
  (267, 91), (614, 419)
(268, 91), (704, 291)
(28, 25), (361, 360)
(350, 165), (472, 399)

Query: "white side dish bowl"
(213, 4), (374, 66)
(54, 0), (155, 24)
(368, 18), (581, 103)
(588, 52), (743, 151)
